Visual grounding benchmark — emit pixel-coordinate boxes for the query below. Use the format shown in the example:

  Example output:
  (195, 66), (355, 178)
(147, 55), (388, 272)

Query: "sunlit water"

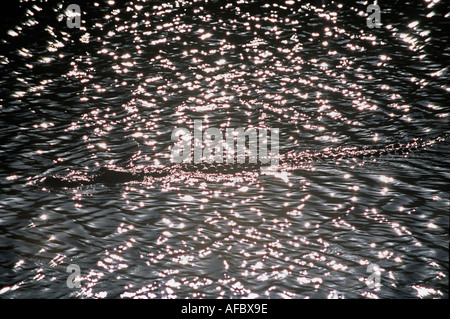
(0, 0), (448, 299)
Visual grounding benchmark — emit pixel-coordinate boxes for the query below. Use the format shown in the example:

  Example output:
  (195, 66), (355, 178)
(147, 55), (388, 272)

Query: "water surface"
(0, 0), (448, 299)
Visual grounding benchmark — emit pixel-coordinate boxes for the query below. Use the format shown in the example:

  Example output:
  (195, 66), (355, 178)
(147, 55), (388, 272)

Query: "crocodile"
(39, 133), (449, 188)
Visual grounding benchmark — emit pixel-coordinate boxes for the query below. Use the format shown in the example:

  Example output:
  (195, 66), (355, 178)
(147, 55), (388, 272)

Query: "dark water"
(0, 0), (448, 299)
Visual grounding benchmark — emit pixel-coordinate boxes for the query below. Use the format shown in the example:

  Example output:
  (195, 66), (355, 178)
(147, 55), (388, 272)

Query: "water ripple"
(0, 0), (448, 299)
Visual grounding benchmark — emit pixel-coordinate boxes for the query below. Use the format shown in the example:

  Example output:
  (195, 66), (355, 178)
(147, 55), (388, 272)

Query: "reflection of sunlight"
(379, 175), (394, 183)
(3, 0), (448, 301)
